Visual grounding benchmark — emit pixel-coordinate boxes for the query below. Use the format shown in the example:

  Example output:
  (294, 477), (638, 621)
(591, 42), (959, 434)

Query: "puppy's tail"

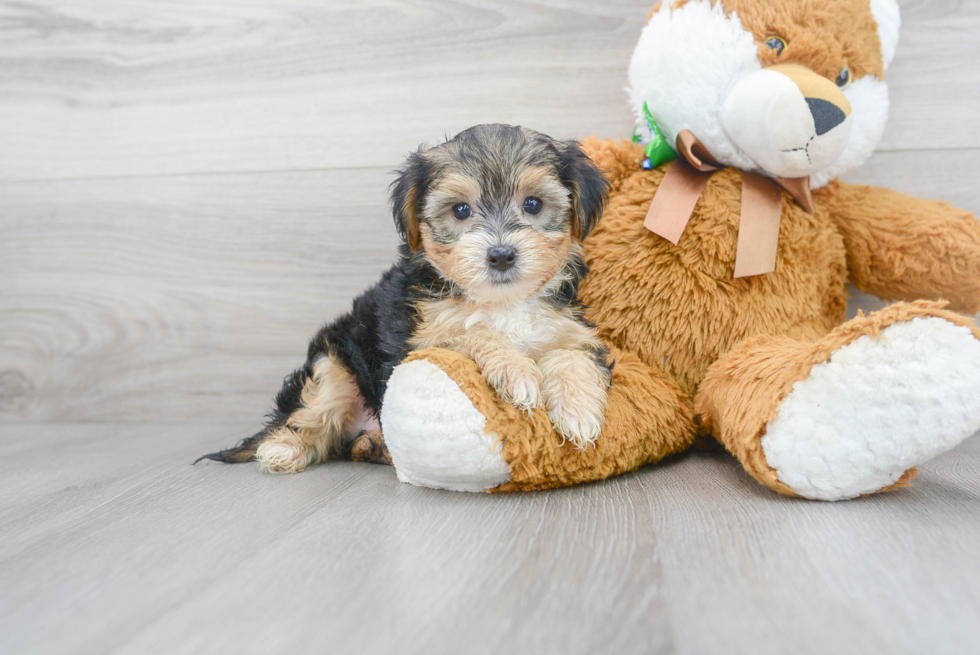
(194, 430), (268, 464)
(194, 361), (315, 466)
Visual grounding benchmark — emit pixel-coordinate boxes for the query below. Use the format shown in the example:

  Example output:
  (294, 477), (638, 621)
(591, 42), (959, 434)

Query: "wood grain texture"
(0, 168), (401, 422)
(3, 0), (980, 653)
(0, 0), (979, 180)
(2, 424), (979, 655)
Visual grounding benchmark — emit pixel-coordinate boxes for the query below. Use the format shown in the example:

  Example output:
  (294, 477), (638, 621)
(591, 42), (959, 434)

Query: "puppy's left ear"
(559, 140), (608, 240)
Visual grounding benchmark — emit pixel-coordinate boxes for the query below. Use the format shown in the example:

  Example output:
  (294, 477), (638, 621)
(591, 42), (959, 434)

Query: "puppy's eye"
(452, 203), (472, 220)
(765, 36), (786, 56)
(523, 197), (543, 215)
(836, 68), (851, 88)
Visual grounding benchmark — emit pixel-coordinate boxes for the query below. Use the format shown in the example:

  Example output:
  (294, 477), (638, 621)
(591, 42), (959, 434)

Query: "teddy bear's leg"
(696, 301), (980, 500)
(380, 347), (696, 492)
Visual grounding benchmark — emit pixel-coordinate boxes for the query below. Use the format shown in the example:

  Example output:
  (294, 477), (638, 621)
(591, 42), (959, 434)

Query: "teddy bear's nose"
(806, 97), (848, 136)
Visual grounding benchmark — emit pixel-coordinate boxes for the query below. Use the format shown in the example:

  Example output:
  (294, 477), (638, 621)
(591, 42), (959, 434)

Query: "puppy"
(199, 124), (611, 474)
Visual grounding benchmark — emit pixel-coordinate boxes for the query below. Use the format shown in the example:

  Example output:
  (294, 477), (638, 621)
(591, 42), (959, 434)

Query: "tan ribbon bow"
(643, 130), (814, 278)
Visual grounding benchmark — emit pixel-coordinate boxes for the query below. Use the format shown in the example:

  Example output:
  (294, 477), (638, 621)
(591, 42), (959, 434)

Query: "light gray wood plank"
(1, 0), (978, 181)
(0, 0), (648, 181)
(0, 168), (400, 422)
(1, 423), (978, 655)
(0, 422), (253, 557)
(844, 148), (980, 203)
(654, 436), (980, 655)
(0, 424), (674, 655)
(882, 0), (980, 154)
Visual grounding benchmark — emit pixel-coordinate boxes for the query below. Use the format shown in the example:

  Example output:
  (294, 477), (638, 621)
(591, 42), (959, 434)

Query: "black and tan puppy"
(200, 124), (611, 474)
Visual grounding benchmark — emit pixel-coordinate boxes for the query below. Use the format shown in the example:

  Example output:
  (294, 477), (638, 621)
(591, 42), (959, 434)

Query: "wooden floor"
(2, 1), (980, 653)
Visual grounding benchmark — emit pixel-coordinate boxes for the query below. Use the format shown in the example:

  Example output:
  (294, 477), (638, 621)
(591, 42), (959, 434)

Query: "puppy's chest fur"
(411, 297), (595, 359)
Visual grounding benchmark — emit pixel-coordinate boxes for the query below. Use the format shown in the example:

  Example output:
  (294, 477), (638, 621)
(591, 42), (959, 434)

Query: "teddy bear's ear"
(558, 140), (609, 240)
(870, 0), (901, 72)
(389, 148), (432, 251)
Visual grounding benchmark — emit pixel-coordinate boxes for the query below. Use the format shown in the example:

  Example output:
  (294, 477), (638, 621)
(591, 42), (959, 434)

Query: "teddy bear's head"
(629, 0), (900, 188)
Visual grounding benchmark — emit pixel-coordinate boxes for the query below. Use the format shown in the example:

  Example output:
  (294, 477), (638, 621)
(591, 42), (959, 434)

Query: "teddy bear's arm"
(382, 346), (696, 492)
(817, 181), (980, 314)
(580, 138), (647, 194)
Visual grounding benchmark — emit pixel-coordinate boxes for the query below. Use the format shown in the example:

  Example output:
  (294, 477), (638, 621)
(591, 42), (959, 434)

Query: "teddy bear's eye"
(765, 36), (786, 56)
(836, 68), (851, 89)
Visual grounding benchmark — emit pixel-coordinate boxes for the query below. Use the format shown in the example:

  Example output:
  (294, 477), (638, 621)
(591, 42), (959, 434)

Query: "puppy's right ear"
(390, 149), (432, 251)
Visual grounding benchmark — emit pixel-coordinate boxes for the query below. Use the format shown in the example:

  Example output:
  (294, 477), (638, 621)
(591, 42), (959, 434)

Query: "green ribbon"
(641, 102), (676, 169)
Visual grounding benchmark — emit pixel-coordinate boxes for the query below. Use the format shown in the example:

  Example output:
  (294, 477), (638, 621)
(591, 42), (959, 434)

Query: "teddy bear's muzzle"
(721, 64), (853, 179)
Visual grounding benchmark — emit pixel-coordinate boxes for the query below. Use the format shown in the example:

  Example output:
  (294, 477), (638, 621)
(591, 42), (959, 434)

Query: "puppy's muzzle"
(487, 245), (517, 272)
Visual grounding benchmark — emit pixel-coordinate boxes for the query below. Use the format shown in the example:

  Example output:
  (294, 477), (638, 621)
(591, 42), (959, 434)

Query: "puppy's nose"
(487, 246), (517, 272)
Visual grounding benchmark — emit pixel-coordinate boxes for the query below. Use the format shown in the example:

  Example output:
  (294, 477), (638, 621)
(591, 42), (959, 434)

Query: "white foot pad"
(381, 359), (512, 492)
(762, 317), (980, 500)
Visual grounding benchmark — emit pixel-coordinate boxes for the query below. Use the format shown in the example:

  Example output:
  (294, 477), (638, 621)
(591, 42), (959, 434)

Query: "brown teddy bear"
(379, 0), (980, 500)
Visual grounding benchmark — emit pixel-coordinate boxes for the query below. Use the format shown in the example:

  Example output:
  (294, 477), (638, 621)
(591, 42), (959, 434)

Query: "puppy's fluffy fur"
(200, 124), (611, 474)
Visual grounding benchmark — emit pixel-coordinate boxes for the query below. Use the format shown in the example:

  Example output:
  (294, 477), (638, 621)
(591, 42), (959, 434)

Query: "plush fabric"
(817, 182), (980, 314)
(579, 138), (848, 398)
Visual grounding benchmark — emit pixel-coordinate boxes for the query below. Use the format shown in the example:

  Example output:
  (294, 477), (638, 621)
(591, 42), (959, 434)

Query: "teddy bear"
(377, 0), (980, 501)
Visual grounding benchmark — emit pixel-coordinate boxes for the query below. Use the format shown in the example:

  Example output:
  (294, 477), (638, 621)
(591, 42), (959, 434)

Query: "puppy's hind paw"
(342, 429), (393, 466)
(255, 431), (310, 474)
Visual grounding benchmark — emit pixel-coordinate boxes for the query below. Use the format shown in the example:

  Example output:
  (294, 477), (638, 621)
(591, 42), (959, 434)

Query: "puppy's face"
(391, 125), (607, 304)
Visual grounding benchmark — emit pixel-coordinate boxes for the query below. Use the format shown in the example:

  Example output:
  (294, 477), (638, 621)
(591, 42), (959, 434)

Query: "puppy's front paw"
(540, 351), (610, 450)
(481, 355), (542, 412)
(548, 398), (605, 450)
(256, 429), (310, 474)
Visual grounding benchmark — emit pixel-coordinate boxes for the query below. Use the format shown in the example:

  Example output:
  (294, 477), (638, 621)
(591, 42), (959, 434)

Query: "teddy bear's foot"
(381, 347), (696, 492)
(380, 356), (513, 492)
(763, 314), (980, 500)
(698, 301), (980, 500)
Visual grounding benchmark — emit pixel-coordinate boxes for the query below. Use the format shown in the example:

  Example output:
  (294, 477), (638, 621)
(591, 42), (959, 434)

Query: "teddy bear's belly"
(580, 172), (849, 398)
